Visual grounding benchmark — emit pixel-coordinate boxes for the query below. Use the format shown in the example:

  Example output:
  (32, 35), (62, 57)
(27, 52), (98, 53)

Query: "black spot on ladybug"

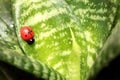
(28, 31), (32, 34)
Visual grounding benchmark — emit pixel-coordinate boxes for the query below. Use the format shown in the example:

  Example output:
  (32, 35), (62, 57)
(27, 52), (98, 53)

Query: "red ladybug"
(20, 26), (35, 44)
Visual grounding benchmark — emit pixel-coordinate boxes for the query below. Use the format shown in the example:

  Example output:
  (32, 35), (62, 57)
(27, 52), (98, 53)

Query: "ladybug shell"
(20, 26), (34, 41)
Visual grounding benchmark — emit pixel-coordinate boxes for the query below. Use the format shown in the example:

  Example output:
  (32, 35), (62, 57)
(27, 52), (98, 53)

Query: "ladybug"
(20, 26), (35, 44)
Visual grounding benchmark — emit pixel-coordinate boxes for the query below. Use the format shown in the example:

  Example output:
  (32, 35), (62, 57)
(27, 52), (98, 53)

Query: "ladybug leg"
(27, 38), (35, 45)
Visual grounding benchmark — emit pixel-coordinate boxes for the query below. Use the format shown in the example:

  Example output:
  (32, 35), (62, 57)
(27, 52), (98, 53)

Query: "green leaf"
(0, 49), (66, 80)
(0, 0), (65, 80)
(0, 0), (120, 80)
(86, 22), (120, 80)
(12, 0), (119, 80)
(0, 0), (20, 54)
(64, 0), (118, 79)
(12, 0), (84, 80)
(86, 2), (120, 80)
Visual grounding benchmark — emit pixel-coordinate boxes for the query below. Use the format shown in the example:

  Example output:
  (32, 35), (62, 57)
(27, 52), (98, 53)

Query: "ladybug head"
(27, 38), (35, 45)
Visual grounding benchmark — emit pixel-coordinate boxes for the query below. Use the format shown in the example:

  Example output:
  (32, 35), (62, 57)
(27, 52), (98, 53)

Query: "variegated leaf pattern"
(12, 0), (119, 80)
(65, 0), (118, 79)
(0, 0), (120, 80)
(86, 22), (120, 80)
(87, 2), (120, 80)
(0, 0), (66, 80)
(12, 0), (87, 80)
